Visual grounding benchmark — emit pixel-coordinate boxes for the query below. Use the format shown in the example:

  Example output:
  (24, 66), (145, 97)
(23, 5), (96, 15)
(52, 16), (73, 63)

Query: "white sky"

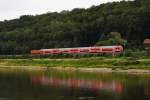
(0, 0), (123, 21)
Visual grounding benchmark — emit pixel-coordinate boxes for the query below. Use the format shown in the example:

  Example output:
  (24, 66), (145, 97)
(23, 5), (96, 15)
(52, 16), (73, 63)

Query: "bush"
(113, 57), (140, 66)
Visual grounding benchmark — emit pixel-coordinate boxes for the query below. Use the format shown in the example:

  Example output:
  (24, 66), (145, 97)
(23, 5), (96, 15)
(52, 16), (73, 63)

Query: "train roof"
(39, 45), (122, 50)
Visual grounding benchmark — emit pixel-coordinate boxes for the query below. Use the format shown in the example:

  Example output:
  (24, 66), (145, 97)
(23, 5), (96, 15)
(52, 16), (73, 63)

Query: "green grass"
(0, 57), (150, 69)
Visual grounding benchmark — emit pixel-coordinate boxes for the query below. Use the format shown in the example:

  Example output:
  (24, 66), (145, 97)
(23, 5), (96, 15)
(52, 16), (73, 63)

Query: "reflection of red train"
(30, 76), (122, 93)
(31, 45), (123, 54)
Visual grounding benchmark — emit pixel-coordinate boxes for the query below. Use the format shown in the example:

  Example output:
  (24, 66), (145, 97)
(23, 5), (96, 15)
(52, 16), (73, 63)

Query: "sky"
(0, 0), (123, 21)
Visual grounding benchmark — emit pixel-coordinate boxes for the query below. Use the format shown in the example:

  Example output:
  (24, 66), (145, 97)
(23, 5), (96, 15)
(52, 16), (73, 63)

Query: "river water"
(0, 69), (150, 100)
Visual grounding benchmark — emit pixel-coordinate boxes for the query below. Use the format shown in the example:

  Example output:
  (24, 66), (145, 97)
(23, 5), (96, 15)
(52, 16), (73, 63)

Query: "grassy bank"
(0, 57), (150, 70)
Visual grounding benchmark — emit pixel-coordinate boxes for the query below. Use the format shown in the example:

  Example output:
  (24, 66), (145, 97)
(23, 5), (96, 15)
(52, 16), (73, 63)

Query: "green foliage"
(96, 32), (127, 46)
(0, 0), (150, 54)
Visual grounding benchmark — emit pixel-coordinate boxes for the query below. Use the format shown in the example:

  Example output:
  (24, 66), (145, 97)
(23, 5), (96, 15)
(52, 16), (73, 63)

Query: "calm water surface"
(0, 69), (150, 100)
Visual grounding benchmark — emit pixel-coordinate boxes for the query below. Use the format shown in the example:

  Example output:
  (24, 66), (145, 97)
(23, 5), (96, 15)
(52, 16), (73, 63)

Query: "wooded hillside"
(0, 0), (150, 54)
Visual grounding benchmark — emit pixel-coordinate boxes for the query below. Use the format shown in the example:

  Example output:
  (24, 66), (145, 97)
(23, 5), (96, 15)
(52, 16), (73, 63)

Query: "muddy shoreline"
(0, 66), (150, 74)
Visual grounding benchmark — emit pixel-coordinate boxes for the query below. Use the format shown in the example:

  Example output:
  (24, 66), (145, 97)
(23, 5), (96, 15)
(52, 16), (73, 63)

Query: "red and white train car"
(31, 45), (123, 54)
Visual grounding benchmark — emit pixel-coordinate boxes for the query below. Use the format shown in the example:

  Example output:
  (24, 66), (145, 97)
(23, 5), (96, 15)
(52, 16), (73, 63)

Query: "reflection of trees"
(120, 84), (150, 100)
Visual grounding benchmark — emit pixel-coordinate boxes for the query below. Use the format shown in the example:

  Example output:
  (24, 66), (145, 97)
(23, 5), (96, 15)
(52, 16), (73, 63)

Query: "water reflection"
(0, 70), (150, 100)
(30, 75), (122, 93)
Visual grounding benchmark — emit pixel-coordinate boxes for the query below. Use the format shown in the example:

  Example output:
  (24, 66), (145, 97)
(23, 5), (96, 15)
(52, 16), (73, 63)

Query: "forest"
(0, 0), (150, 54)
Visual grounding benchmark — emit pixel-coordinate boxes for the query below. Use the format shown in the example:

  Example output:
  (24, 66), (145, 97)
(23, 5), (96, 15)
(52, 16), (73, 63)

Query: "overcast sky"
(0, 0), (123, 21)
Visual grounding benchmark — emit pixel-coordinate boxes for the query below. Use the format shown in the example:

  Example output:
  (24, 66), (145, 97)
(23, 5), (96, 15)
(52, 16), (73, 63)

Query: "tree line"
(0, 0), (150, 54)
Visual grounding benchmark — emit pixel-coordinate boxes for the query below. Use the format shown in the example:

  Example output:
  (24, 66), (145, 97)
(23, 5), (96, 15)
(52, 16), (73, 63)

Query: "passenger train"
(31, 45), (123, 54)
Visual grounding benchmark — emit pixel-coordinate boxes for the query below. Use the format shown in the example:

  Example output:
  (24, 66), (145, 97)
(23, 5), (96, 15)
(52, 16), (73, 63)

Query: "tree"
(96, 32), (127, 46)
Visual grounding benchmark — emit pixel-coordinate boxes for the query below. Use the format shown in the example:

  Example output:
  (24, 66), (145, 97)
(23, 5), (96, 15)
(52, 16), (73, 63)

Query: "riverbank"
(0, 66), (150, 74)
(0, 57), (150, 73)
(0, 57), (150, 69)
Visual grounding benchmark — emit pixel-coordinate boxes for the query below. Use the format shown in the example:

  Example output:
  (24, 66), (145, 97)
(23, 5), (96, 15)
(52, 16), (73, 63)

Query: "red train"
(31, 45), (123, 54)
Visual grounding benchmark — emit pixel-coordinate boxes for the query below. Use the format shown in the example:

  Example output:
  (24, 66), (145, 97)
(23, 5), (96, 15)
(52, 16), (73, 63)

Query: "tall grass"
(0, 57), (150, 69)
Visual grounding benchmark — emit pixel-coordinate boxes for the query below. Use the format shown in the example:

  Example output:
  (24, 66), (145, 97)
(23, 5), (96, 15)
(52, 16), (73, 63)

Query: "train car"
(88, 46), (123, 53)
(61, 48), (70, 53)
(68, 48), (80, 53)
(100, 46), (123, 53)
(101, 46), (115, 53)
(114, 45), (123, 52)
(39, 49), (61, 54)
(30, 45), (123, 55)
(79, 47), (90, 53)
(31, 50), (41, 54)
(36, 49), (51, 54)
(39, 49), (52, 54)
(51, 49), (61, 54)
(89, 47), (101, 53)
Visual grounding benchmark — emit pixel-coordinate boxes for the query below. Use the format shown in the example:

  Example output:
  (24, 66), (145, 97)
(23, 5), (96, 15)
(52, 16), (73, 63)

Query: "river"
(0, 68), (150, 100)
